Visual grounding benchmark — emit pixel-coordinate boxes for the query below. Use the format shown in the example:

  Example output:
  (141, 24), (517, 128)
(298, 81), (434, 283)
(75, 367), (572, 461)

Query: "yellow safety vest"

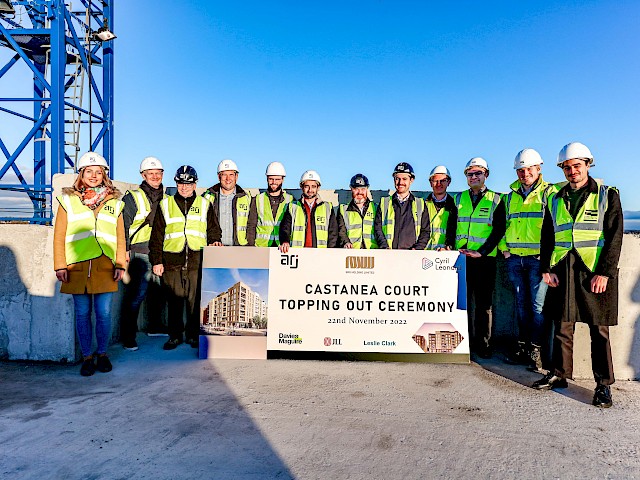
(289, 201), (332, 248)
(499, 177), (552, 256)
(425, 196), (451, 250)
(379, 196), (424, 249)
(454, 190), (500, 257)
(127, 188), (166, 245)
(255, 191), (293, 247)
(204, 191), (250, 246)
(549, 183), (612, 272)
(57, 194), (123, 265)
(339, 202), (378, 249)
(160, 195), (209, 252)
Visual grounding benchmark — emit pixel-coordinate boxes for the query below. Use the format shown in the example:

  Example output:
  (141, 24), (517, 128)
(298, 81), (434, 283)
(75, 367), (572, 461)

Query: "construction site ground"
(2, 334), (640, 479)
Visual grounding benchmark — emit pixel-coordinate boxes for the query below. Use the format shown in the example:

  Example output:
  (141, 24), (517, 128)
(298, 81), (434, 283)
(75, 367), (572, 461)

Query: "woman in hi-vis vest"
(53, 152), (126, 377)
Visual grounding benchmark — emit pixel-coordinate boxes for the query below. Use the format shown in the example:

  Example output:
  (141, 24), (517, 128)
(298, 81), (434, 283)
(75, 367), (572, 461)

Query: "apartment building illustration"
(412, 329), (462, 354)
(206, 281), (268, 329)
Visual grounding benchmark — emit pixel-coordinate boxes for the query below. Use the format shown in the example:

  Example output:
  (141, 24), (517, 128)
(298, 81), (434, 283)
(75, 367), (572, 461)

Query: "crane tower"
(0, 0), (114, 223)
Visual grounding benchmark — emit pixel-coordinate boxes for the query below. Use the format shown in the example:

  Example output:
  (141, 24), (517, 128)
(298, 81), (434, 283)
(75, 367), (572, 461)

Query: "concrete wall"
(2, 175), (639, 379)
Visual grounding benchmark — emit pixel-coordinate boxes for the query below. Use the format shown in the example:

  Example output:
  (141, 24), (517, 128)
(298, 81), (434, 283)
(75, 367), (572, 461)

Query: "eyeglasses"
(466, 171), (484, 178)
(430, 179), (449, 184)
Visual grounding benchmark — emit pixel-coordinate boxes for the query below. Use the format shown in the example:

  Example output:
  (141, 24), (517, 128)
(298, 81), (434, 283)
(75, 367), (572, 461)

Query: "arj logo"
(422, 258), (433, 270)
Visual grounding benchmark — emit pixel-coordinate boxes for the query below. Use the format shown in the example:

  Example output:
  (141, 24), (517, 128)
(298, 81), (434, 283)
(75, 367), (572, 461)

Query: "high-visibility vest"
(549, 182), (612, 272)
(425, 196), (451, 250)
(57, 194), (123, 265)
(379, 196), (424, 249)
(255, 192), (293, 247)
(204, 191), (250, 246)
(289, 201), (332, 248)
(160, 195), (209, 252)
(454, 190), (501, 256)
(500, 177), (552, 256)
(127, 188), (166, 245)
(339, 202), (378, 249)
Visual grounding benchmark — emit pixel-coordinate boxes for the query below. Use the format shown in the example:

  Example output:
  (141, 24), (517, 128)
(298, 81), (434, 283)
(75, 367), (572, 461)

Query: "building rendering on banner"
(412, 330), (463, 354)
(207, 281), (267, 329)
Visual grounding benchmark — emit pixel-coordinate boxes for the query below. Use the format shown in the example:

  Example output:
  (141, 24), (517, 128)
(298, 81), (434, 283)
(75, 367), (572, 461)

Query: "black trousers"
(162, 268), (200, 341)
(120, 252), (165, 343)
(465, 255), (497, 351)
(552, 322), (615, 386)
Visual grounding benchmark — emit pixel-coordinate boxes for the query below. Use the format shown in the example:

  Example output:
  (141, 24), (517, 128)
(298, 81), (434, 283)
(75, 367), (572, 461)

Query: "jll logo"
(345, 256), (374, 269)
(324, 337), (342, 346)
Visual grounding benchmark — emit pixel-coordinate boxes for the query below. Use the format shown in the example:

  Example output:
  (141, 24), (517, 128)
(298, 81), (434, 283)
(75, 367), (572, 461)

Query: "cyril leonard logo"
(324, 337), (342, 346)
(422, 258), (434, 270)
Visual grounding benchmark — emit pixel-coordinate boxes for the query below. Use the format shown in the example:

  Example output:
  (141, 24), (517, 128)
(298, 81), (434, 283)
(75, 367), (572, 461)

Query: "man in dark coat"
(532, 142), (623, 408)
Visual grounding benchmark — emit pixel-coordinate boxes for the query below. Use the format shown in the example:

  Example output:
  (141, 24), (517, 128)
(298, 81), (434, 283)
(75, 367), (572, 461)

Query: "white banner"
(266, 249), (468, 357)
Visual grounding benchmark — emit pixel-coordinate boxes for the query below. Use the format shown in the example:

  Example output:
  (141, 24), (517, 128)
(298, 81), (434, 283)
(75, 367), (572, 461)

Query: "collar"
(556, 176), (598, 199)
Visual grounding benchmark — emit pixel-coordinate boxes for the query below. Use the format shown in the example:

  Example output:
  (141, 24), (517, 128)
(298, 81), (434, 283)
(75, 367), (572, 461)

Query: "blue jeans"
(505, 255), (548, 346)
(73, 292), (113, 357)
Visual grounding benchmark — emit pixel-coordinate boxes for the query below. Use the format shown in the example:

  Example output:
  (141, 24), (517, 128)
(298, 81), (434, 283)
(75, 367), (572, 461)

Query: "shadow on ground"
(0, 335), (294, 479)
(474, 351), (595, 405)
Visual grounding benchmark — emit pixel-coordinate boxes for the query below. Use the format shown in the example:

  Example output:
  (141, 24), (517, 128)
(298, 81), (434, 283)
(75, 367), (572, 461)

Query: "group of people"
(53, 142), (623, 409)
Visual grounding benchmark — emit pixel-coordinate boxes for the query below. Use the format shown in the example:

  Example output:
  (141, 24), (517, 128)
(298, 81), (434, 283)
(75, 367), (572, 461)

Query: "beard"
(267, 184), (281, 194)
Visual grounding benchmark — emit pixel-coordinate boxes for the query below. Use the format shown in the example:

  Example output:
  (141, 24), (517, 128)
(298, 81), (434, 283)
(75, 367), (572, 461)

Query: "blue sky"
(2, 1), (639, 210)
(201, 268), (269, 307)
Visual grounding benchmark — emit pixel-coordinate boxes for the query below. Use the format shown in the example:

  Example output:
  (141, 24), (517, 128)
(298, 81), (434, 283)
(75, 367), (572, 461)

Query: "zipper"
(88, 259), (92, 278)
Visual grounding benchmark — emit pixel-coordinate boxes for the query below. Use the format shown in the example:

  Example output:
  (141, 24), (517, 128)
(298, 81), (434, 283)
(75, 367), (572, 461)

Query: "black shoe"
(592, 385), (613, 408)
(80, 357), (95, 377)
(96, 355), (112, 373)
(477, 346), (492, 359)
(186, 338), (199, 348)
(532, 373), (568, 390)
(122, 340), (139, 351)
(504, 344), (528, 365)
(163, 338), (182, 350)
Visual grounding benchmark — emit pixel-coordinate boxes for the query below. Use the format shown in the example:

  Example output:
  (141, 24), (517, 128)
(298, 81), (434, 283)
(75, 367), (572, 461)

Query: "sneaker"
(532, 373), (568, 390)
(592, 385), (613, 408)
(163, 338), (182, 350)
(96, 355), (112, 373)
(526, 345), (544, 373)
(122, 340), (139, 351)
(80, 357), (95, 377)
(186, 338), (199, 349)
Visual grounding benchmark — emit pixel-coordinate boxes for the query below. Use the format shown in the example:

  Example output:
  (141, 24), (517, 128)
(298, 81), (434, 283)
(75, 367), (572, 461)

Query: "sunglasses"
(466, 171), (484, 178)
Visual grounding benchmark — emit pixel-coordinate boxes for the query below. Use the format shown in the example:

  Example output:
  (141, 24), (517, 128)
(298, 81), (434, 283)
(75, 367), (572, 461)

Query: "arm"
(53, 205), (68, 271)
(148, 205), (166, 267)
(336, 206), (351, 248)
(122, 191), (136, 251)
(477, 200), (506, 256)
(413, 205), (431, 250)
(445, 198), (457, 249)
(246, 196), (258, 246)
(327, 206), (339, 248)
(207, 203), (223, 246)
(373, 204), (389, 249)
(594, 189), (623, 279)
(279, 207), (293, 246)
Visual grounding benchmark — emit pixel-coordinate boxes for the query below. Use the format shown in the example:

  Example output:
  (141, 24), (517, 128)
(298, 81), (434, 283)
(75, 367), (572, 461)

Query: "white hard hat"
(429, 165), (451, 179)
(557, 142), (594, 167)
(513, 149), (543, 169)
(300, 170), (321, 186)
(265, 161), (286, 177)
(217, 159), (239, 173)
(464, 157), (489, 174)
(139, 156), (164, 172)
(78, 151), (108, 172)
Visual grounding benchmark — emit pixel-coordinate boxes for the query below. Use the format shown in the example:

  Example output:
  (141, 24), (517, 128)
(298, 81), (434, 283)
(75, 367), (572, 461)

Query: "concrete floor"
(2, 335), (640, 480)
